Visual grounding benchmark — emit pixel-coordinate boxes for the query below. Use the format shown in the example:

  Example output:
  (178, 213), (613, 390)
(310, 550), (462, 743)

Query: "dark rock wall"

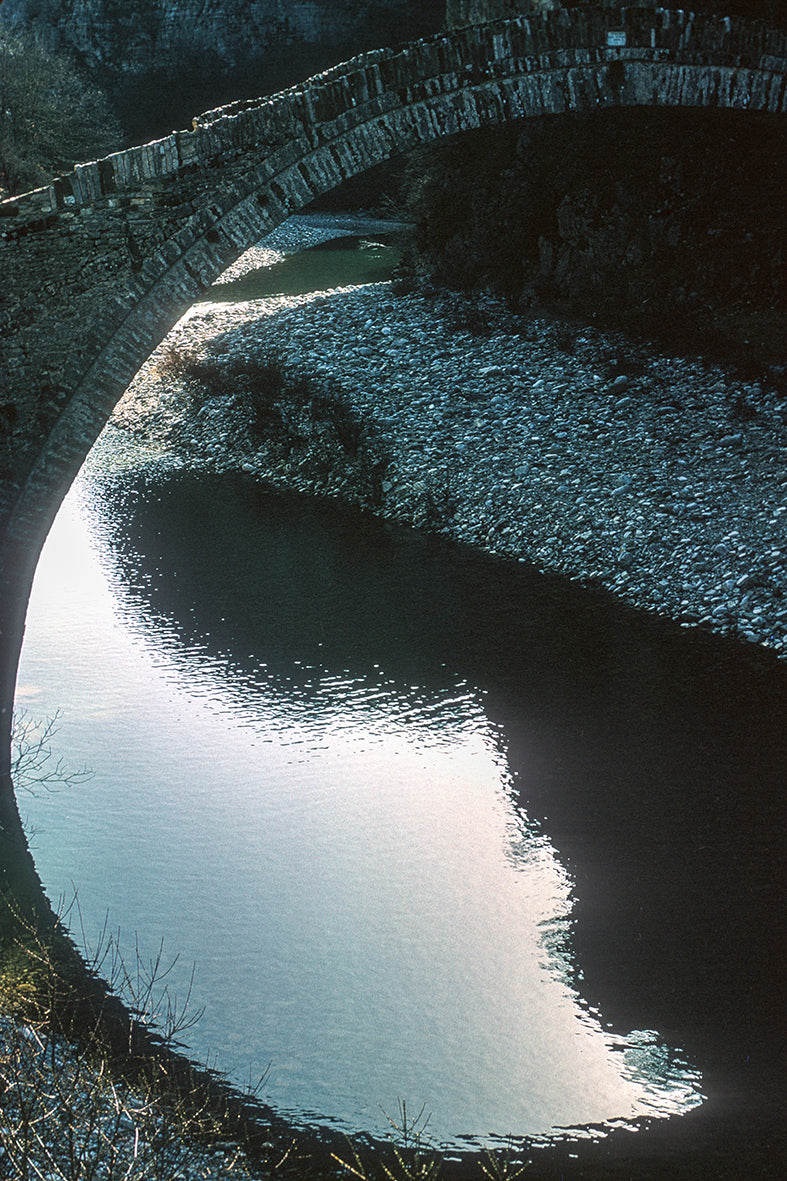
(447, 0), (556, 28)
(401, 109), (787, 373)
(446, 1), (787, 33)
(0, 0), (446, 138)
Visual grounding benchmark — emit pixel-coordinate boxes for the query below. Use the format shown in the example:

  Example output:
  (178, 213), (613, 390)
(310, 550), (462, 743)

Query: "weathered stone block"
(1, 4), (785, 645)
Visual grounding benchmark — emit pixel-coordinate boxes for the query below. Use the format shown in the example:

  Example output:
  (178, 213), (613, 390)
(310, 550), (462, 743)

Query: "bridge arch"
(1, 4), (786, 764)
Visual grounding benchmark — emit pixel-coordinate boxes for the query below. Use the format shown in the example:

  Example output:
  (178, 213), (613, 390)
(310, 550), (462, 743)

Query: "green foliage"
(0, 28), (123, 195)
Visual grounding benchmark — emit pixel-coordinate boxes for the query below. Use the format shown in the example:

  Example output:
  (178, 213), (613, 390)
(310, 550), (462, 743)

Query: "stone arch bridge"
(1, 3), (786, 766)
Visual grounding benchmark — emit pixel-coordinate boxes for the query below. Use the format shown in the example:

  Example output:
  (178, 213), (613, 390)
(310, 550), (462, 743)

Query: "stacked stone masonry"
(0, 6), (786, 551)
(0, 3), (786, 769)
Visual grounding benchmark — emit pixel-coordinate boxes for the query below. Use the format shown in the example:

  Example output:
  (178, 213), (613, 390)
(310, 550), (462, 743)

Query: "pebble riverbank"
(114, 213), (787, 659)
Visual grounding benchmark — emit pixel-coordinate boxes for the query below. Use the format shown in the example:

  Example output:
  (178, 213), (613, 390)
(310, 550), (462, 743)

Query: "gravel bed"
(13, 213), (785, 1174)
(114, 215), (787, 659)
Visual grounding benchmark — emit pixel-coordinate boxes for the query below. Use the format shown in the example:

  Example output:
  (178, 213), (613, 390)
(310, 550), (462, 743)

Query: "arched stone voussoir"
(1, 7), (786, 770)
(7, 48), (786, 537)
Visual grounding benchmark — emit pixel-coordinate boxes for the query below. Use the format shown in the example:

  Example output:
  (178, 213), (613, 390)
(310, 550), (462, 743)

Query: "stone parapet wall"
(0, 6), (786, 568)
(3, 5), (785, 233)
(445, 1), (787, 31)
(0, 1), (446, 138)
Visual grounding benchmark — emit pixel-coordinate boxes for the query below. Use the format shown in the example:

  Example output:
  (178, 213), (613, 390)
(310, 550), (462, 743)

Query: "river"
(11, 238), (787, 1171)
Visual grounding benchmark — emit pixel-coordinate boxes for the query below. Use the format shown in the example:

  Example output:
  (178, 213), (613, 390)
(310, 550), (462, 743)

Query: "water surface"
(14, 433), (786, 1159)
(204, 235), (400, 302)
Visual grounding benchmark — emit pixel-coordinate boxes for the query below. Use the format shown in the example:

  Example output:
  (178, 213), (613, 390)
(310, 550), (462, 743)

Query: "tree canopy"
(0, 29), (123, 196)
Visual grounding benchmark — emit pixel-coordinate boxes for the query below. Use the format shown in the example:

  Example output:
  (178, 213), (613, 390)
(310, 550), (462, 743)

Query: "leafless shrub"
(11, 709), (92, 798)
(0, 29), (123, 195)
(151, 343), (200, 383)
(333, 1100), (444, 1181)
(0, 904), (256, 1180)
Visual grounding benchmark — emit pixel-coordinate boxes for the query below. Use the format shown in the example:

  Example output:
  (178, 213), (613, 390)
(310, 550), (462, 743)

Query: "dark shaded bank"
(0, 767), (323, 1175)
(84, 468), (787, 1179)
(397, 108), (787, 387)
(0, 769), (121, 1037)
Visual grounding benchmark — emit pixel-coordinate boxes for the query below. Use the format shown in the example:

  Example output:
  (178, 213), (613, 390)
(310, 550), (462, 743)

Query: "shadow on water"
(41, 468), (787, 1175)
(202, 236), (400, 303)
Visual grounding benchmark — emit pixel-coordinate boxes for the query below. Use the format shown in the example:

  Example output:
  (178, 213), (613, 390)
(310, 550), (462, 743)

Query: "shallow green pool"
(203, 235), (401, 302)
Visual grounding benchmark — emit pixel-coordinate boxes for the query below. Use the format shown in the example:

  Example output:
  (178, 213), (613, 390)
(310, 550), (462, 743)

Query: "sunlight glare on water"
(15, 458), (704, 1147)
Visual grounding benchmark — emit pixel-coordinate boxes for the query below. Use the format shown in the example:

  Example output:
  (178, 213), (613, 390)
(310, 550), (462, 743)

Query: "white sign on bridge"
(607, 30), (627, 47)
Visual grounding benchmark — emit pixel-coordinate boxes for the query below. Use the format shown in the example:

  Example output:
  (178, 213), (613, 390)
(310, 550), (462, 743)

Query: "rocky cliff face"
(446, 1), (555, 29)
(0, 0), (445, 137)
(444, 0), (787, 31)
(400, 108), (787, 381)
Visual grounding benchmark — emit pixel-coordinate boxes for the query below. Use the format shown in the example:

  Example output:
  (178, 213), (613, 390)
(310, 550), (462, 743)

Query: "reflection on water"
(15, 438), (786, 1152)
